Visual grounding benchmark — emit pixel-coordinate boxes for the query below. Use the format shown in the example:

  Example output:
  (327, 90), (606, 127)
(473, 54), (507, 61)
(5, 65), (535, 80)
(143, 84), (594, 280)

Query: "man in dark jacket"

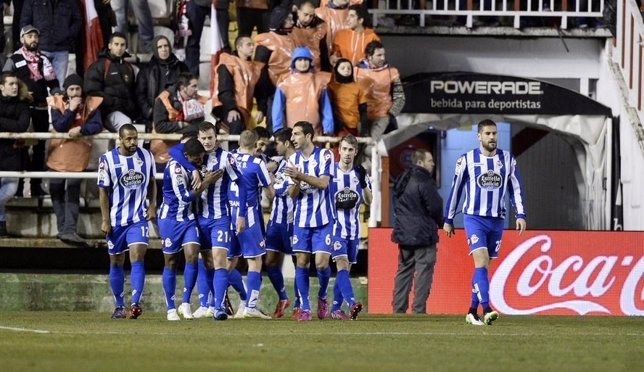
(0, 72), (31, 236)
(20, 0), (82, 88)
(136, 35), (189, 130)
(391, 149), (444, 314)
(84, 32), (138, 132)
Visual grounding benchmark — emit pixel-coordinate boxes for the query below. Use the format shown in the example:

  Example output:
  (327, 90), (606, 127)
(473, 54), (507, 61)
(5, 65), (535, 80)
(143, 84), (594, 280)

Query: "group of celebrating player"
(97, 121), (370, 322)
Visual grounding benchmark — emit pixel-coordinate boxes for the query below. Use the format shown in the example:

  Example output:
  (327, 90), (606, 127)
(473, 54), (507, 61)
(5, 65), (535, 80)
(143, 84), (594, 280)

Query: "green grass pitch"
(0, 312), (642, 371)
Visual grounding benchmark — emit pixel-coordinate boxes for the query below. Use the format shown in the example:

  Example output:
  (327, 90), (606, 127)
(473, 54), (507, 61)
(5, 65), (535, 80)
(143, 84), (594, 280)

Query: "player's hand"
(284, 162), (300, 180)
(227, 110), (241, 123)
(443, 223), (455, 238)
(236, 216), (246, 234)
(101, 220), (111, 235)
(516, 218), (527, 235)
(266, 159), (278, 173)
(146, 205), (157, 221)
(68, 126), (82, 138)
(191, 169), (202, 191)
(355, 164), (368, 188)
(255, 111), (265, 124)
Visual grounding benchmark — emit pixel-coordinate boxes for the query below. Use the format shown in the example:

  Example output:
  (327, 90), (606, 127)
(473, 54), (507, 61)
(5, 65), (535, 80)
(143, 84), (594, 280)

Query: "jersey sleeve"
(320, 148), (334, 178)
(444, 154), (467, 224)
(97, 155), (111, 188)
(256, 158), (273, 187)
(508, 156), (527, 219)
(170, 162), (195, 203)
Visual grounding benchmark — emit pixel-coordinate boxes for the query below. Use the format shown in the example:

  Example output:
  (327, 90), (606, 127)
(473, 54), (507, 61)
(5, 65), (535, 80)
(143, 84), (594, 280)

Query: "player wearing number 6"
(443, 119), (527, 326)
(98, 124), (157, 320)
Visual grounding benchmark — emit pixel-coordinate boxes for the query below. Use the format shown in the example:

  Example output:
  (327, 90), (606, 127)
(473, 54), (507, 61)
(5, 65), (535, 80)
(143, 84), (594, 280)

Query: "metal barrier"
(369, 0), (606, 29)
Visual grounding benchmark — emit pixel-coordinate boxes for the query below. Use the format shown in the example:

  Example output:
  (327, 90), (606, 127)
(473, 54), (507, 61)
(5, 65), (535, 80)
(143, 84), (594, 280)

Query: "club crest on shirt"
(119, 169), (145, 189)
(476, 170), (502, 190)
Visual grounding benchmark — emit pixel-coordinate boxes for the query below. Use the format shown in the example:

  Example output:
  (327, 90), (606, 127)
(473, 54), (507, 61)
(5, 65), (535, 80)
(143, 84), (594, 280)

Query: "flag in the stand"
(80, 0), (104, 72)
(210, 0), (224, 95)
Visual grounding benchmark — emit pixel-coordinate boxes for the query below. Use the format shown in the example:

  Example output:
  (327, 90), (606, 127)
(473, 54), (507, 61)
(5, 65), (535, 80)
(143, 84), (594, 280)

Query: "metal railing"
(369, 0), (606, 29)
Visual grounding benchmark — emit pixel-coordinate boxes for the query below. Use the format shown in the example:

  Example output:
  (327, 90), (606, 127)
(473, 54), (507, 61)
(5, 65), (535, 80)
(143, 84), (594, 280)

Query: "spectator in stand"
(327, 58), (367, 136)
(20, 0), (82, 89)
(185, 0), (231, 76)
(9, 0), (24, 50)
(84, 32), (139, 133)
(331, 4), (379, 66)
(94, 0), (117, 48)
(235, 0), (269, 37)
(3, 25), (59, 198)
(46, 74), (103, 247)
(315, 0), (351, 53)
(136, 35), (189, 131)
(254, 6), (297, 132)
(355, 41), (405, 153)
(0, 72), (31, 237)
(272, 47), (334, 136)
(0, 1), (6, 62)
(111, 0), (154, 52)
(292, 1), (331, 72)
(151, 72), (207, 166)
(211, 36), (267, 149)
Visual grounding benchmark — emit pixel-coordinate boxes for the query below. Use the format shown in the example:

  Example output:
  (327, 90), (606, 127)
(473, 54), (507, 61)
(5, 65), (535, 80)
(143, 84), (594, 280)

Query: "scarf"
(17, 47), (56, 82)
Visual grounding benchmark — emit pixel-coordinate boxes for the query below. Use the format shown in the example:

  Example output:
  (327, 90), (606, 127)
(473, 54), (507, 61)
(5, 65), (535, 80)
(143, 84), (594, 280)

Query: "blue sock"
(206, 268), (215, 307)
(196, 258), (209, 307)
(332, 279), (343, 312)
(130, 261), (145, 305)
(162, 267), (177, 310)
(470, 277), (480, 311)
(295, 267), (311, 310)
(293, 275), (301, 308)
(109, 265), (125, 308)
(246, 271), (262, 309)
(213, 268), (228, 310)
(266, 265), (288, 301)
(473, 267), (490, 310)
(182, 262), (198, 303)
(228, 268), (246, 301)
(336, 269), (355, 307)
(317, 266), (331, 299)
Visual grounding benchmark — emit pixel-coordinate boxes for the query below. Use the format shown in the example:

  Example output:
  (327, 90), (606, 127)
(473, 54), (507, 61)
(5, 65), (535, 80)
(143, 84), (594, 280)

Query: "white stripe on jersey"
(270, 158), (294, 225)
(97, 148), (155, 228)
(198, 148), (239, 219)
(332, 165), (371, 240)
(444, 148), (526, 222)
(159, 160), (195, 222)
(287, 147), (335, 228)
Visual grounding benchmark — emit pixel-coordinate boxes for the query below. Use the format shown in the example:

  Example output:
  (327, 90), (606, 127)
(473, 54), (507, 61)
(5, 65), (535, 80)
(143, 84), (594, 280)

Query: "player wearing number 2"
(443, 119), (527, 326)
(98, 124), (157, 320)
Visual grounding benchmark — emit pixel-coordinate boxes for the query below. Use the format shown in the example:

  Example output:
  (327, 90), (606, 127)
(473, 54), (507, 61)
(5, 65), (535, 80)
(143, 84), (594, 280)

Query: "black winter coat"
(20, 0), (82, 52)
(136, 54), (189, 122)
(392, 165), (444, 247)
(0, 95), (30, 171)
(84, 49), (138, 120)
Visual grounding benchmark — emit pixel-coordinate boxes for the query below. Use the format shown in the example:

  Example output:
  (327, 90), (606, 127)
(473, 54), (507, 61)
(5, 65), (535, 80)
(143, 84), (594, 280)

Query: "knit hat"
(63, 74), (84, 90)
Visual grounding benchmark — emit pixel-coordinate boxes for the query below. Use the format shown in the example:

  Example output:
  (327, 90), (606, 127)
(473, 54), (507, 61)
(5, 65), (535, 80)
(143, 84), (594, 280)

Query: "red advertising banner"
(368, 229), (644, 316)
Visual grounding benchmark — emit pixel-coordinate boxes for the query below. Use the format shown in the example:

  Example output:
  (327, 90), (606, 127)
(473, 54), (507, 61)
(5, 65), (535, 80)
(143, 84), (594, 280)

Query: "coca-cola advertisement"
(367, 229), (644, 316)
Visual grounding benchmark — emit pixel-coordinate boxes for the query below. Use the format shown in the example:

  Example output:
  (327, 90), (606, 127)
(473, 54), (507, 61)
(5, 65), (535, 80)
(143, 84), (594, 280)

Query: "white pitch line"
(0, 325), (50, 334)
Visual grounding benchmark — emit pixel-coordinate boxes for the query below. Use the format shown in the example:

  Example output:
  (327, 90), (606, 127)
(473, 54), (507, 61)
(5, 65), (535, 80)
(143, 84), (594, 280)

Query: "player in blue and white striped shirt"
(264, 128), (298, 318)
(159, 138), (219, 321)
(329, 135), (371, 320)
(97, 124), (156, 320)
(228, 130), (273, 319)
(443, 119), (527, 326)
(167, 122), (247, 320)
(285, 121), (336, 321)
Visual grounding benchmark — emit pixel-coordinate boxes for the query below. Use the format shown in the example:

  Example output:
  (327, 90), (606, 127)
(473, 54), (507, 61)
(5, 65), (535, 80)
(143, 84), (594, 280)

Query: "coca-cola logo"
(119, 170), (145, 189)
(490, 235), (644, 315)
(477, 170), (502, 190)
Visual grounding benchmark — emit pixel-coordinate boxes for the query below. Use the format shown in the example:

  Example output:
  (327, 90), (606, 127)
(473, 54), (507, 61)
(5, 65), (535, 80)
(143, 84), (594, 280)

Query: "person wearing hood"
(211, 36), (267, 148)
(331, 4), (380, 66)
(327, 58), (367, 136)
(84, 32), (139, 133)
(136, 36), (189, 130)
(355, 40), (405, 151)
(391, 149), (443, 314)
(46, 74), (103, 246)
(272, 47), (334, 136)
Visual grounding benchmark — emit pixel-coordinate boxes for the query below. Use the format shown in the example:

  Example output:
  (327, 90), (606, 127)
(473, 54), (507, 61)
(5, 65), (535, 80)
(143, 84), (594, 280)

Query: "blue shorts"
(265, 222), (293, 255)
(463, 215), (504, 259)
(229, 208), (266, 258)
(331, 235), (359, 264)
(158, 218), (201, 254)
(198, 216), (232, 251)
(106, 221), (149, 255)
(292, 223), (333, 255)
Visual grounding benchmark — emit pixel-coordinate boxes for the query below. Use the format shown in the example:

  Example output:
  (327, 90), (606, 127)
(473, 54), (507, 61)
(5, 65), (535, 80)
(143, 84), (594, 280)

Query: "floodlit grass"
(0, 312), (642, 372)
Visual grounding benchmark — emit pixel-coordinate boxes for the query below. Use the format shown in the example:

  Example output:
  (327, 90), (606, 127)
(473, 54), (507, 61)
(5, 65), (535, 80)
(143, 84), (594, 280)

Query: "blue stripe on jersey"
(288, 147), (335, 228)
(97, 147), (155, 227)
(270, 158), (294, 224)
(228, 152), (272, 214)
(198, 148), (240, 219)
(332, 165), (367, 240)
(159, 160), (195, 222)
